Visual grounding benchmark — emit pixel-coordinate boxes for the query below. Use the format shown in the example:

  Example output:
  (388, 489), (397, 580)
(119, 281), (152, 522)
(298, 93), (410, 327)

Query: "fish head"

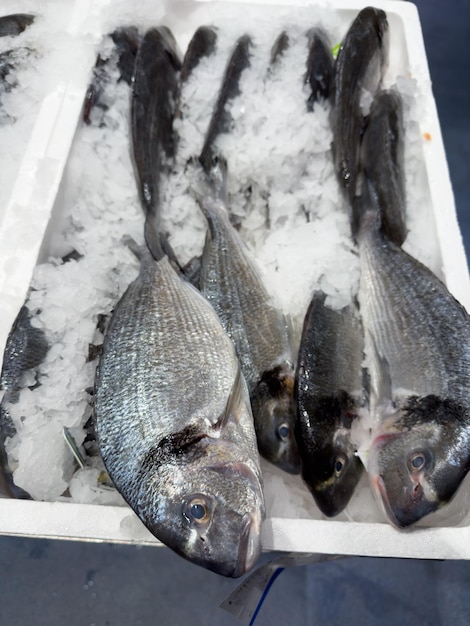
(251, 364), (301, 474)
(299, 428), (363, 517)
(369, 395), (470, 528)
(135, 432), (265, 578)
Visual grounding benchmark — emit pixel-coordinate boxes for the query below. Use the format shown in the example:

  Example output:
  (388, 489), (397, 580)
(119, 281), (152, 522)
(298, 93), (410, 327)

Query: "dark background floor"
(2, 1), (469, 624)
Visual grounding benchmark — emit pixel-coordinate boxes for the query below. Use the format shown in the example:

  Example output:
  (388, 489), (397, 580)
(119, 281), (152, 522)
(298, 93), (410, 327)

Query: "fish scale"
(94, 26), (264, 576)
(359, 225), (469, 402)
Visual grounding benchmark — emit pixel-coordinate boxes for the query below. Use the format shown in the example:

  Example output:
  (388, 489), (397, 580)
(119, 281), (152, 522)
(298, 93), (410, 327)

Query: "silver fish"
(295, 292), (365, 516)
(304, 28), (334, 109)
(0, 305), (48, 499)
(196, 36), (300, 475)
(94, 245), (264, 576)
(94, 27), (264, 577)
(354, 180), (470, 528)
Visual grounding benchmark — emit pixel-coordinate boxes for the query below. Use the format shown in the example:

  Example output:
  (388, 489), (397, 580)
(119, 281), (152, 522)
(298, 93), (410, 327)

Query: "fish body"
(360, 89), (406, 246)
(305, 28), (334, 109)
(94, 248), (264, 576)
(95, 28), (264, 577)
(355, 187), (470, 528)
(295, 292), (364, 516)
(331, 7), (389, 199)
(198, 161), (299, 474)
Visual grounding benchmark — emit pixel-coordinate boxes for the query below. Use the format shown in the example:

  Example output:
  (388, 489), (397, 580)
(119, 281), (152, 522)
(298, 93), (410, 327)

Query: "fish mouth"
(370, 474), (403, 528)
(231, 512), (261, 578)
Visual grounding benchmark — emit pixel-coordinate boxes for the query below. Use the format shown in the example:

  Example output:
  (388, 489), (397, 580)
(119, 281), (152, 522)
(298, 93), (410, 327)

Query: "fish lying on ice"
(304, 28), (334, 109)
(195, 35), (300, 475)
(330, 6), (389, 201)
(94, 27), (264, 577)
(0, 14), (34, 38)
(295, 292), (365, 516)
(360, 89), (406, 246)
(0, 305), (48, 498)
(353, 90), (470, 527)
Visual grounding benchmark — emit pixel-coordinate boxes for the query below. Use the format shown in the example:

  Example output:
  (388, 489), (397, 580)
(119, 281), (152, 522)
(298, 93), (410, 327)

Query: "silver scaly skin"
(196, 35), (300, 475)
(357, 199), (470, 528)
(94, 27), (264, 578)
(94, 248), (264, 577)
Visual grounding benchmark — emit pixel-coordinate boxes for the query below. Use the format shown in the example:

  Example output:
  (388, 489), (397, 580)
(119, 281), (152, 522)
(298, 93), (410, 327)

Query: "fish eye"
(277, 423), (290, 441)
(334, 455), (347, 477)
(182, 495), (212, 526)
(408, 451), (426, 473)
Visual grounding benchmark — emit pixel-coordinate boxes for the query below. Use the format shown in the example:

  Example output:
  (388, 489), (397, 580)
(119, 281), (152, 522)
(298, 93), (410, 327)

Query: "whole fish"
(295, 292), (364, 516)
(330, 7), (389, 200)
(360, 89), (406, 246)
(0, 305), (48, 499)
(304, 28), (334, 109)
(94, 28), (264, 577)
(354, 179), (470, 528)
(196, 36), (300, 474)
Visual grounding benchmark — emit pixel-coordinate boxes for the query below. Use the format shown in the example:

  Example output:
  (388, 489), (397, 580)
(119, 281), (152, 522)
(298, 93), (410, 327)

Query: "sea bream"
(354, 93), (470, 527)
(195, 35), (300, 475)
(94, 27), (264, 577)
(330, 6), (389, 201)
(295, 292), (365, 516)
(0, 305), (48, 499)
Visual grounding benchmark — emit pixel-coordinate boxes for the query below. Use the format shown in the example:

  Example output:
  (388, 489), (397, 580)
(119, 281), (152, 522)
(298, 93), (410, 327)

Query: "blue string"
(249, 567), (285, 626)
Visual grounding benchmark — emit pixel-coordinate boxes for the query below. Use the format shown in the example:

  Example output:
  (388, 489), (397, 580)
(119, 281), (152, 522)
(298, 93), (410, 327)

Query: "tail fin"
(179, 26), (218, 84)
(304, 28), (334, 109)
(199, 34), (252, 173)
(360, 89), (406, 246)
(131, 27), (182, 262)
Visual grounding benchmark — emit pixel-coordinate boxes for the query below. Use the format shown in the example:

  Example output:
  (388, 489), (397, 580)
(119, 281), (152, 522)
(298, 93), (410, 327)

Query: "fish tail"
(199, 34), (252, 173)
(360, 89), (406, 246)
(131, 27), (182, 262)
(268, 31), (289, 71)
(179, 26), (218, 85)
(304, 28), (334, 109)
(350, 177), (381, 241)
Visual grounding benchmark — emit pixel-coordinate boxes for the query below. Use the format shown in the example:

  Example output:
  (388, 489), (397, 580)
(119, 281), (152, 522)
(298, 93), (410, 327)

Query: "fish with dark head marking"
(295, 292), (365, 516)
(353, 175), (470, 528)
(94, 27), (264, 577)
(195, 36), (300, 475)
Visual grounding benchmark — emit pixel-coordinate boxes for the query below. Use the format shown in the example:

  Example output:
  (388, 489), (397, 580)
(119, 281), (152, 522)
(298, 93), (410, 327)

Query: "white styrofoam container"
(1, 0), (469, 559)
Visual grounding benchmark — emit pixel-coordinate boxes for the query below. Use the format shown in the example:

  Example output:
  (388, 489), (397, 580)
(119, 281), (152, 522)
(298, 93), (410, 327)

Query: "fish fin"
(131, 27), (182, 263)
(268, 30), (289, 70)
(216, 367), (247, 431)
(199, 34), (252, 172)
(368, 333), (393, 414)
(179, 26), (218, 84)
(191, 157), (229, 231)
